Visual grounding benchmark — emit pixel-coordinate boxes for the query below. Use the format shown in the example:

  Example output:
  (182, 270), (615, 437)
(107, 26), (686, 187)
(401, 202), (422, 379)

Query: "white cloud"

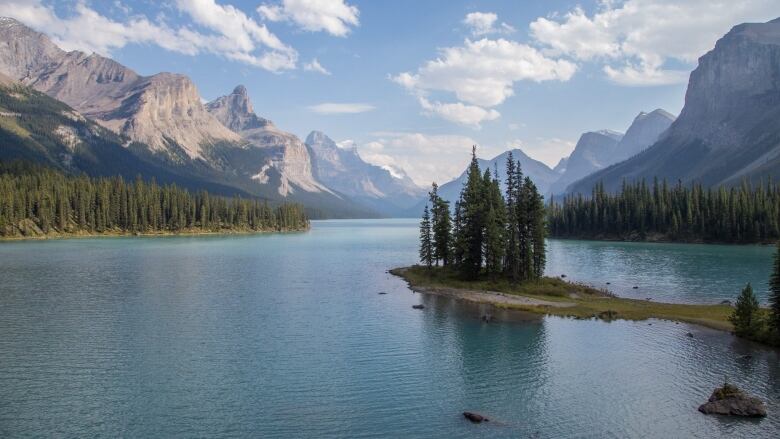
(530, 0), (779, 86)
(258, 0), (359, 37)
(392, 37), (575, 125)
(0, 0), (298, 72)
(307, 103), (375, 114)
(360, 132), (504, 186)
(303, 58), (331, 75)
(418, 97), (499, 127)
(463, 12), (515, 36)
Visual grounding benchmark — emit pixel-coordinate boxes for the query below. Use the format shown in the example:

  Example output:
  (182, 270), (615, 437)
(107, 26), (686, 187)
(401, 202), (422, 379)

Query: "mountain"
(553, 157), (568, 174)
(610, 109), (675, 164)
(409, 148), (559, 215)
(0, 77), (246, 196)
(568, 18), (780, 194)
(206, 85), (330, 196)
(549, 130), (623, 195)
(0, 17), (241, 161)
(0, 17), (374, 217)
(305, 131), (425, 216)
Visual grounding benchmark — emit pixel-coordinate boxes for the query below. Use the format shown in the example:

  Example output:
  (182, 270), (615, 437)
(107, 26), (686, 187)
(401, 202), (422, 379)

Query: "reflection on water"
(0, 220), (777, 438)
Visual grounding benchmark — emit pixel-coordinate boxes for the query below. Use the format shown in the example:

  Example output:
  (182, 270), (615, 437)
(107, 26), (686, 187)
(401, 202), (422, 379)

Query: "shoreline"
(548, 235), (777, 246)
(0, 227), (310, 242)
(391, 266), (738, 333)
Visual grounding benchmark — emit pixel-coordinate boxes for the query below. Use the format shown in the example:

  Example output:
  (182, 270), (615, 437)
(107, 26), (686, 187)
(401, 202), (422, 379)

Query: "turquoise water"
(547, 239), (777, 304)
(0, 219), (777, 438)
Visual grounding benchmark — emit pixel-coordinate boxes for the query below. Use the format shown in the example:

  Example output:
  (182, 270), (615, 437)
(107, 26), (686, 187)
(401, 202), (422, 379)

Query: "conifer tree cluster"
(728, 243), (780, 345)
(0, 162), (308, 236)
(419, 148), (546, 282)
(548, 179), (780, 243)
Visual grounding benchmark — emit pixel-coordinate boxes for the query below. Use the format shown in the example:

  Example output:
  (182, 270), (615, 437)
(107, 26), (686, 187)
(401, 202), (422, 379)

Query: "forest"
(419, 148), (546, 282)
(0, 162), (308, 237)
(548, 179), (780, 243)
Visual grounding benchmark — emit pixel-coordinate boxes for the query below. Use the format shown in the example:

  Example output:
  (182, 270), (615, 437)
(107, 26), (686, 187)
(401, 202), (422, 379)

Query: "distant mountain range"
(408, 148), (560, 214)
(2, 15), (780, 216)
(305, 131), (425, 216)
(569, 18), (780, 195)
(425, 109), (674, 208)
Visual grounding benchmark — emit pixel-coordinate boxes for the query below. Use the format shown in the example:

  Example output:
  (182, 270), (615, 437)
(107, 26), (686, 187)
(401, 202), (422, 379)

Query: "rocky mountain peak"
(306, 130), (341, 153)
(206, 85), (271, 132)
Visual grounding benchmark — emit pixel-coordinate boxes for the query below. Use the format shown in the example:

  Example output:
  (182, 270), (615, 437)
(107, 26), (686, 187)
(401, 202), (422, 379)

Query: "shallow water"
(0, 219), (777, 438)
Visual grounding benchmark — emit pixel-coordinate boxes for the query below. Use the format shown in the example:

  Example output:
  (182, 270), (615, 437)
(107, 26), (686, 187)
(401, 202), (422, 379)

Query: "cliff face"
(207, 86), (330, 196)
(568, 18), (780, 194)
(0, 17), (241, 161)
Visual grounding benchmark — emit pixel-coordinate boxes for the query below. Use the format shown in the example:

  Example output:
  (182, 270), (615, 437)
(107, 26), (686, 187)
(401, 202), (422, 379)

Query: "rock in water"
(463, 412), (489, 423)
(698, 383), (767, 417)
(412, 304), (425, 310)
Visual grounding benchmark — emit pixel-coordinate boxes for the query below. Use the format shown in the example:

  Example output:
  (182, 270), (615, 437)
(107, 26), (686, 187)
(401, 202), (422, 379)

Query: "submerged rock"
(481, 314), (494, 323)
(698, 383), (767, 417)
(412, 304), (425, 310)
(463, 412), (489, 423)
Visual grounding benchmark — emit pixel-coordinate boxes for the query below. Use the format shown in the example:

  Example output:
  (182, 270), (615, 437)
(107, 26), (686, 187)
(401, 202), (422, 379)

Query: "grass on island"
(392, 265), (738, 332)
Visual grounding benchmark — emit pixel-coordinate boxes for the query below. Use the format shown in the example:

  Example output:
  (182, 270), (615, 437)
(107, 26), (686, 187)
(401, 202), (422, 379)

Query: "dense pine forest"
(0, 162), (308, 238)
(548, 180), (780, 244)
(419, 149), (546, 282)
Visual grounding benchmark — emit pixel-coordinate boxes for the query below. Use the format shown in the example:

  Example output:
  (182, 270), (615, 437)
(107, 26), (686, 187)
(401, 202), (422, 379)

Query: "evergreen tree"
(504, 152), (520, 281)
(769, 241), (780, 331)
(528, 180), (546, 279)
(460, 146), (486, 279)
(419, 204), (433, 269)
(729, 283), (761, 336)
(429, 182), (452, 266)
(483, 168), (505, 278)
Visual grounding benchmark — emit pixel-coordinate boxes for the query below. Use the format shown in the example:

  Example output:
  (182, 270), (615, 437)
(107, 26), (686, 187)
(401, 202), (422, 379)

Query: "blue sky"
(3, 0), (778, 185)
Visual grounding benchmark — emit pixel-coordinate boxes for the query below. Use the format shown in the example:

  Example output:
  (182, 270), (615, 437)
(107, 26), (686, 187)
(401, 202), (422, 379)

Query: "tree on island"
(769, 241), (780, 332)
(729, 283), (761, 337)
(428, 183), (452, 266)
(417, 146), (546, 283)
(419, 205), (433, 269)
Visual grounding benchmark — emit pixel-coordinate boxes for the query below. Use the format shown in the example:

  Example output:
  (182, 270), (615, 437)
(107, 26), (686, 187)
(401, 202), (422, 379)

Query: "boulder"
(463, 412), (489, 423)
(698, 383), (767, 417)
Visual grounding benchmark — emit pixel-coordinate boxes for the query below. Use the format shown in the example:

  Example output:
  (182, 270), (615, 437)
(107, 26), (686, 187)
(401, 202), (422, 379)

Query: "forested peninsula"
(0, 162), (309, 239)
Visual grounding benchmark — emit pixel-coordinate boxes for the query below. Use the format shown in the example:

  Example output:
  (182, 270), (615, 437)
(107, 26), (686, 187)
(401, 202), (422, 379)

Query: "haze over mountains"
(1, 15), (780, 216)
(306, 131), (425, 216)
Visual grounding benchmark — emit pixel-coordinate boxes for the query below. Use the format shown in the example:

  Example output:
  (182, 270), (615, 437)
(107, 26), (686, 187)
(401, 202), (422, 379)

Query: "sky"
(2, 0), (779, 186)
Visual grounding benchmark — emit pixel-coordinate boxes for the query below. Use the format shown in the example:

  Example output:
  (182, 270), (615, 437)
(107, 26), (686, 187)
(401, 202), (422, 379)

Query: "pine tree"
(769, 241), (780, 331)
(483, 169), (505, 278)
(528, 180), (546, 279)
(419, 204), (433, 269)
(504, 152), (520, 281)
(460, 146), (485, 279)
(729, 283), (761, 336)
(429, 182), (452, 266)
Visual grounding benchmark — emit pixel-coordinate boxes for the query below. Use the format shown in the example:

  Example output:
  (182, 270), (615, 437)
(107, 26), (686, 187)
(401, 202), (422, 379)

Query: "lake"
(0, 219), (778, 438)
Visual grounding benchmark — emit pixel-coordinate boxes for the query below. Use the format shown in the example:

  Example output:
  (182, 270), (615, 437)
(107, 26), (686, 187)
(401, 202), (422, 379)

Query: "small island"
(392, 265), (737, 331)
(408, 148), (780, 347)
